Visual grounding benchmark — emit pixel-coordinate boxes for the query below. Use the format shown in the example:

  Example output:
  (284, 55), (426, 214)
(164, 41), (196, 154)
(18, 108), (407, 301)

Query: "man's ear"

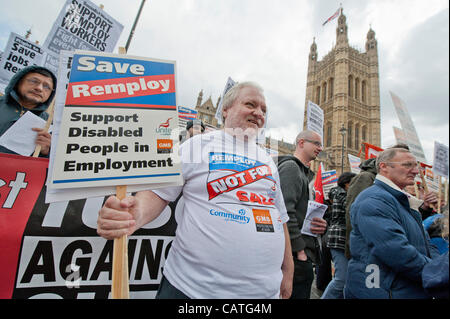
(378, 162), (387, 172)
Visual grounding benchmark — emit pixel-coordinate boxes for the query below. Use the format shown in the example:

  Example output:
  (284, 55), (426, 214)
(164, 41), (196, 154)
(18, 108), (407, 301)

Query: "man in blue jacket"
(0, 65), (57, 156)
(345, 148), (438, 299)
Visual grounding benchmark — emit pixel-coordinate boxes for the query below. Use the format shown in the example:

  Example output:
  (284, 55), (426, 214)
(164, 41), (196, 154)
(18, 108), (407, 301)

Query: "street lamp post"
(339, 123), (347, 174)
(125, 0), (147, 52)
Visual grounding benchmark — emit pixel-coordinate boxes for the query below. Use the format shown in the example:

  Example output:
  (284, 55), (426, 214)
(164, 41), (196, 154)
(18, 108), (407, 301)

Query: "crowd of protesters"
(1, 68), (448, 299)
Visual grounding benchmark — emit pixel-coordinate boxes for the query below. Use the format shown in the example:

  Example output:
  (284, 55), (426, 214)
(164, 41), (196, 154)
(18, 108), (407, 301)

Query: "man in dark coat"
(0, 65), (57, 156)
(346, 148), (438, 298)
(344, 157), (377, 259)
(277, 130), (327, 299)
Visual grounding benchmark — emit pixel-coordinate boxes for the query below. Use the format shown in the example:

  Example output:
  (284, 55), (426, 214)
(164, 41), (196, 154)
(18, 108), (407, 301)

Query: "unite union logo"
(156, 118), (173, 135)
(159, 117), (172, 128)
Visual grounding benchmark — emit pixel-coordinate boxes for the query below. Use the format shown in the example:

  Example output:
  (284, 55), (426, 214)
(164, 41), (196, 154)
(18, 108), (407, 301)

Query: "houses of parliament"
(189, 9), (381, 173)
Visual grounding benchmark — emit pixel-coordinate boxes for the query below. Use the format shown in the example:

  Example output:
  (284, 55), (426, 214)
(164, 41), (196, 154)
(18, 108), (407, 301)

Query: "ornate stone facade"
(304, 9), (381, 173)
(194, 90), (221, 129)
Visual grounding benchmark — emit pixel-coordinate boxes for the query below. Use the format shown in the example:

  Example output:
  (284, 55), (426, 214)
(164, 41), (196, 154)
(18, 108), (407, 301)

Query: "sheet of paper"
(0, 111), (46, 156)
(301, 200), (328, 237)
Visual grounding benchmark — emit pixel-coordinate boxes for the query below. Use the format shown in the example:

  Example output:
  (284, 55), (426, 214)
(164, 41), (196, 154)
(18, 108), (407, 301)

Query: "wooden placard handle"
(111, 185), (129, 299)
(33, 100), (55, 157)
(111, 46), (130, 299)
(418, 165), (436, 211)
(437, 176), (442, 214)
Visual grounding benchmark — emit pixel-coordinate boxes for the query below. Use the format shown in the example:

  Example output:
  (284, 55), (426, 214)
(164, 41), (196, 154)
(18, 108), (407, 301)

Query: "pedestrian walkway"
(310, 271), (324, 299)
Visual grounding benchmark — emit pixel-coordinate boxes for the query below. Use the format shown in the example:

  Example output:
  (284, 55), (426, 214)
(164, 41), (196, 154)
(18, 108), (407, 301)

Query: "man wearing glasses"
(0, 65), (57, 156)
(277, 130), (328, 298)
(345, 148), (439, 299)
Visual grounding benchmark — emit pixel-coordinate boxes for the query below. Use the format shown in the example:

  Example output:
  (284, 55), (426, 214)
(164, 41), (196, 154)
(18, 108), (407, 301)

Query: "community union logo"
(209, 208), (250, 224)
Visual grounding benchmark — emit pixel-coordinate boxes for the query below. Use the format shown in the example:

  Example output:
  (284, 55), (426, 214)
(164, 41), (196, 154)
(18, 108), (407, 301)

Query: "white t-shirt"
(153, 130), (289, 298)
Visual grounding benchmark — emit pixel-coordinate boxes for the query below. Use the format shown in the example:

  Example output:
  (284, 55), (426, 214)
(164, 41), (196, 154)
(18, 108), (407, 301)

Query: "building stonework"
(304, 9), (381, 173)
(195, 90), (221, 129)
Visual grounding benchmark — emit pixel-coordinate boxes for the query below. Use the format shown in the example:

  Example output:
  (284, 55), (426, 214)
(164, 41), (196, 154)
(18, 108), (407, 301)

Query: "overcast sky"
(1, 0), (448, 165)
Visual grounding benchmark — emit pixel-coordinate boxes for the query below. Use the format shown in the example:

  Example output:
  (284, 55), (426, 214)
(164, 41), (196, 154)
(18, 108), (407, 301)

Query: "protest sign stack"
(178, 106), (198, 129)
(0, 1), (185, 299)
(0, 0), (124, 88)
(0, 33), (45, 84)
(42, 0), (124, 73)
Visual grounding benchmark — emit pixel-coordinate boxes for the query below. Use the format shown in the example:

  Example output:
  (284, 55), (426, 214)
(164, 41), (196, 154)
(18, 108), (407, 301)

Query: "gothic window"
(347, 122), (353, 149)
(329, 78), (334, 99)
(316, 86), (321, 104)
(361, 80), (367, 103)
(355, 78), (360, 100)
(322, 82), (327, 103)
(362, 125), (367, 143)
(355, 124), (360, 150)
(326, 122), (332, 147)
(348, 75), (353, 98)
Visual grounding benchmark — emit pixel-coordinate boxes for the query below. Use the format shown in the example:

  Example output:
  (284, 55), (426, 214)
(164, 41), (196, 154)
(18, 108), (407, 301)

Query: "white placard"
(43, 0), (124, 56)
(348, 153), (362, 174)
(432, 141), (449, 178)
(49, 51), (181, 191)
(306, 100), (324, 140)
(0, 33), (45, 82)
(215, 77), (236, 125)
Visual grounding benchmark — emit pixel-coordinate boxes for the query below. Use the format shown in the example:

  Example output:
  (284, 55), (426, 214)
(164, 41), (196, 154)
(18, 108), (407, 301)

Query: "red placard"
(0, 153), (48, 298)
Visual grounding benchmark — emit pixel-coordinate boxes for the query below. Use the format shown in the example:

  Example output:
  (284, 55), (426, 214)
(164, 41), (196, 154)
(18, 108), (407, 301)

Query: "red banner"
(0, 153), (49, 299)
(0, 153), (177, 299)
(362, 142), (384, 160)
(313, 164), (324, 204)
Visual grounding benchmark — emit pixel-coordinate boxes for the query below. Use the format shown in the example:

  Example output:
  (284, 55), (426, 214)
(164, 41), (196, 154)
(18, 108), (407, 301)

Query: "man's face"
(223, 86), (266, 135)
(16, 72), (54, 108)
(299, 133), (323, 161)
(381, 152), (419, 189)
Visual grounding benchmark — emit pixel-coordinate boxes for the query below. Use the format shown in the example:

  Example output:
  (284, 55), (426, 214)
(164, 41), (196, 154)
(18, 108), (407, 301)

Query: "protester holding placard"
(97, 81), (294, 299)
(0, 65), (56, 156)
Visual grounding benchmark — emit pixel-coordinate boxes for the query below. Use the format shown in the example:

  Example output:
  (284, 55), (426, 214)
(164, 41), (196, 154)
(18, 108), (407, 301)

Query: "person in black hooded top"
(0, 65), (57, 156)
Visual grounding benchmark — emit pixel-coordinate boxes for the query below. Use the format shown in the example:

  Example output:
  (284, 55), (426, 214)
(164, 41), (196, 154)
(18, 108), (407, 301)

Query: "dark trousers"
(290, 257), (314, 299)
(156, 275), (190, 299)
(315, 245), (333, 291)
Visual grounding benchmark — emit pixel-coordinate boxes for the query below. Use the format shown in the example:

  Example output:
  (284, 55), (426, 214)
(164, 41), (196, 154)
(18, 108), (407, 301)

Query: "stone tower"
(303, 9), (381, 173)
(195, 90), (221, 128)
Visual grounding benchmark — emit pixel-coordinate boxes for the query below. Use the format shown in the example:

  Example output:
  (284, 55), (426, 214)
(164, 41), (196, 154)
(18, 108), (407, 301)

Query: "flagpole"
(125, 0), (147, 52)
